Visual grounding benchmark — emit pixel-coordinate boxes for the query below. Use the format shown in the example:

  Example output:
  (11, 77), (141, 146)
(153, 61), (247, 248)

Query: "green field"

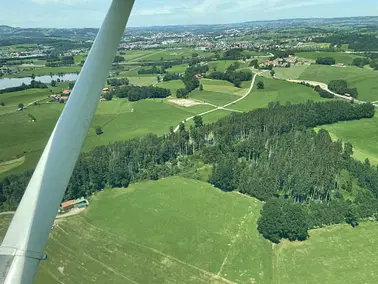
(0, 156), (25, 174)
(317, 114), (378, 164)
(201, 79), (246, 96)
(128, 76), (157, 86)
(232, 77), (328, 112)
(2, 177), (378, 283)
(208, 60), (248, 73)
(0, 88), (50, 110)
(275, 222), (378, 284)
(296, 52), (363, 65)
(157, 80), (186, 94)
(8, 66), (81, 78)
(273, 65), (310, 80)
(132, 49), (214, 62)
(31, 177), (272, 284)
(190, 90), (240, 106)
(299, 65), (378, 102)
(166, 64), (188, 73)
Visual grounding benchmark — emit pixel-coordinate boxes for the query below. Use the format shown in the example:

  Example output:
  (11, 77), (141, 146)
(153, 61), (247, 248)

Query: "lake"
(0, 73), (79, 90)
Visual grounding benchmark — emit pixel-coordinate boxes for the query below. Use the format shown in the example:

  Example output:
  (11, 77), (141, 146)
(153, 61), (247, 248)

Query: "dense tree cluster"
(113, 55), (125, 63)
(329, 80), (358, 98)
(316, 57), (336, 65)
(180, 64), (209, 93)
(163, 72), (181, 81)
(352, 57), (370, 68)
(207, 62), (253, 87)
(110, 85), (170, 101)
(138, 66), (162, 74)
(314, 34), (378, 51)
(107, 78), (129, 87)
(0, 80), (47, 94)
(45, 55), (74, 67)
(0, 100), (376, 245)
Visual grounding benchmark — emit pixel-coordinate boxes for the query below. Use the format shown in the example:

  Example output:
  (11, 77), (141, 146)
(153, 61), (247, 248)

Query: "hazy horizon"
(1, 0), (377, 29)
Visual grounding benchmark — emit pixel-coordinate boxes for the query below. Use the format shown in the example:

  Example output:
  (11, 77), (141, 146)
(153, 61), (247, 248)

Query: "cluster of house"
(262, 56), (311, 68)
(59, 197), (89, 213)
(50, 89), (71, 103)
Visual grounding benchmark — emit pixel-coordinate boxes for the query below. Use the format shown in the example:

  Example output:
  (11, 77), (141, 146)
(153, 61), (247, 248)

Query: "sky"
(1, 0), (377, 28)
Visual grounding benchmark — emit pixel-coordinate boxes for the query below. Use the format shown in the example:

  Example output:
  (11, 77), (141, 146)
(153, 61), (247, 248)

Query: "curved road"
(174, 70), (266, 132)
(287, 79), (378, 107)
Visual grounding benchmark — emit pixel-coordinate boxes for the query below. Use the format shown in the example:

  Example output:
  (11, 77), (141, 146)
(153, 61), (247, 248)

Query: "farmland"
(2, 177), (378, 283)
(299, 65), (378, 102)
(296, 51), (364, 65)
(275, 222), (378, 284)
(33, 177), (272, 284)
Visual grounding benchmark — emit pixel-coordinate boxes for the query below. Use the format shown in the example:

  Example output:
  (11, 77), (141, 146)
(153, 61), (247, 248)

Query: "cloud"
(31, 0), (87, 4)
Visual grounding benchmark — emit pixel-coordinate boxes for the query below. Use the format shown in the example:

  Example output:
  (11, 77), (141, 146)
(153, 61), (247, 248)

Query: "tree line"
(0, 80), (48, 94)
(109, 85), (171, 102)
(1, 100), (376, 233)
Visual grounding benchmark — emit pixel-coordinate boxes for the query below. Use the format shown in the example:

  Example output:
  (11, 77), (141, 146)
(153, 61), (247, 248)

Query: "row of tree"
(109, 85), (171, 102)
(0, 80), (47, 94)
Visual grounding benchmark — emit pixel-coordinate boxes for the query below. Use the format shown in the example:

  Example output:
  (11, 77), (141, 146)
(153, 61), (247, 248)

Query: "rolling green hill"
(33, 177), (272, 284)
(296, 52), (364, 65)
(299, 65), (378, 102)
(2, 177), (378, 283)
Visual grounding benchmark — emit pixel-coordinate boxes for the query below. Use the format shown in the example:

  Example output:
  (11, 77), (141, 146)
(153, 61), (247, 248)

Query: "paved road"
(287, 79), (378, 107)
(174, 70), (266, 132)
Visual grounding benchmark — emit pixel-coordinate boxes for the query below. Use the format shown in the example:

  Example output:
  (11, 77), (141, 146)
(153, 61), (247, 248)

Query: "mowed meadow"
(2, 177), (378, 283)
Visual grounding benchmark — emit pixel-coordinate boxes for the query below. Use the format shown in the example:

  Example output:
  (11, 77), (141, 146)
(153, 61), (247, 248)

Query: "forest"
(207, 62), (253, 87)
(1, 100), (377, 244)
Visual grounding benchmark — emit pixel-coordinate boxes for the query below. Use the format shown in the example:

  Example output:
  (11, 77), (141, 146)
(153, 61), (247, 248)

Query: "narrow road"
(174, 70), (266, 132)
(287, 79), (378, 107)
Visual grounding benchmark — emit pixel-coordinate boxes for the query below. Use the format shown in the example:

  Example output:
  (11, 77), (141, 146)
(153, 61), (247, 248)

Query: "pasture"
(128, 76), (157, 86)
(157, 80), (186, 94)
(201, 79), (246, 96)
(166, 64), (188, 73)
(296, 51), (363, 65)
(317, 114), (378, 165)
(232, 77), (328, 112)
(189, 90), (240, 106)
(31, 177), (272, 284)
(275, 222), (378, 284)
(299, 65), (378, 102)
(208, 60), (248, 73)
(273, 65), (310, 80)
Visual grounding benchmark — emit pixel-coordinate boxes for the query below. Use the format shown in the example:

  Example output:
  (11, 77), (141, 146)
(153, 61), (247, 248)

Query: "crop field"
(157, 79), (186, 94)
(275, 222), (378, 284)
(30, 177), (272, 284)
(232, 77), (328, 112)
(128, 76), (157, 86)
(189, 90), (240, 106)
(296, 52), (363, 65)
(273, 65), (310, 80)
(317, 114), (378, 164)
(166, 64), (188, 73)
(299, 65), (378, 102)
(201, 79), (247, 96)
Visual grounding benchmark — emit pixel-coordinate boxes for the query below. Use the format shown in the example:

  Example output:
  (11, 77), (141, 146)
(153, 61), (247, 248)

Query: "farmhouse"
(62, 90), (71, 95)
(103, 87), (110, 92)
(60, 197), (88, 213)
(195, 74), (202, 79)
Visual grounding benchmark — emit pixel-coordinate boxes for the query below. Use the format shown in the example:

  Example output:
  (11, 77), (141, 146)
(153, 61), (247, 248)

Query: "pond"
(0, 73), (79, 90)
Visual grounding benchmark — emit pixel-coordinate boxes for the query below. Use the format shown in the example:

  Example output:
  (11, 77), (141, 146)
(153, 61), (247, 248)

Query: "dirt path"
(174, 70), (266, 132)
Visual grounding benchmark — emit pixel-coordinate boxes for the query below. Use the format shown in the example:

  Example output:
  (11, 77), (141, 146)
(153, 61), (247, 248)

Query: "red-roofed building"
(195, 74), (202, 79)
(103, 87), (110, 92)
(62, 90), (71, 95)
(61, 200), (74, 211)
